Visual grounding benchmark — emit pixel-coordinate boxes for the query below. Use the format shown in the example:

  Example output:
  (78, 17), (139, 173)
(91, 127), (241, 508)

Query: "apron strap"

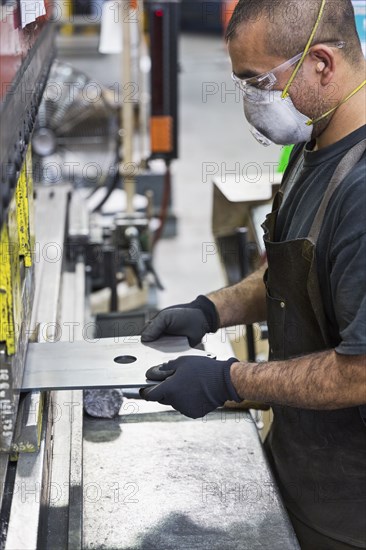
(279, 145), (305, 204)
(308, 139), (366, 243)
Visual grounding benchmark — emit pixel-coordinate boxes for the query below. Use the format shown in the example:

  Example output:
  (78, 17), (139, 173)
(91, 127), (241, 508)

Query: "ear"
(308, 45), (336, 86)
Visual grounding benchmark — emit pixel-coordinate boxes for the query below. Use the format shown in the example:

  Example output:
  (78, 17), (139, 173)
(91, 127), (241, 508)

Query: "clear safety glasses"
(231, 41), (345, 95)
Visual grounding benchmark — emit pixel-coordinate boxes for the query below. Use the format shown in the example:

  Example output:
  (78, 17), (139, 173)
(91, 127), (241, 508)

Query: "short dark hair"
(225, 0), (363, 64)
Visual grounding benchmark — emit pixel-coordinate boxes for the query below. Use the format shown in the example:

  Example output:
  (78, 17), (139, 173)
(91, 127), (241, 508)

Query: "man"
(141, 0), (366, 547)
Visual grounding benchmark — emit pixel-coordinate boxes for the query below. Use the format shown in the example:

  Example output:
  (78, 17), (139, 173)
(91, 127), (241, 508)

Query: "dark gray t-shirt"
(275, 125), (366, 356)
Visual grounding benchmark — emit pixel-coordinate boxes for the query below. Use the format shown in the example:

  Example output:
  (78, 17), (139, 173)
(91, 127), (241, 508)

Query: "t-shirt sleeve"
(329, 162), (366, 355)
(332, 233), (366, 355)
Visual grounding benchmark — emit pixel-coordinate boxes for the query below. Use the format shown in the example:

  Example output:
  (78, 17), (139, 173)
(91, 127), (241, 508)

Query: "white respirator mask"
(242, 86), (313, 146)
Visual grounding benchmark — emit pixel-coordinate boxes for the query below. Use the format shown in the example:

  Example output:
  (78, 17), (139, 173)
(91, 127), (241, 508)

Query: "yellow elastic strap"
(281, 0), (326, 99)
(306, 79), (366, 125)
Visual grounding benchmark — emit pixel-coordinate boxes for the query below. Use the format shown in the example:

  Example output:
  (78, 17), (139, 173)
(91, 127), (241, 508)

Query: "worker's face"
(228, 19), (338, 139)
(228, 19), (285, 85)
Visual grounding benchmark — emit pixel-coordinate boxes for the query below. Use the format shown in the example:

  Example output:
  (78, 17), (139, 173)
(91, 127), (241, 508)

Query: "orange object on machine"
(147, 0), (178, 160)
(222, 0), (238, 34)
(150, 116), (173, 154)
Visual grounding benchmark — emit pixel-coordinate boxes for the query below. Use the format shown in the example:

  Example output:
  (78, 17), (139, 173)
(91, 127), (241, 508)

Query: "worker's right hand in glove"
(140, 355), (241, 419)
(141, 295), (219, 348)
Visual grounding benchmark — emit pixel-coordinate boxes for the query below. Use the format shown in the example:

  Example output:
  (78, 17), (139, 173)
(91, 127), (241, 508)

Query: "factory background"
(0, 1), (365, 548)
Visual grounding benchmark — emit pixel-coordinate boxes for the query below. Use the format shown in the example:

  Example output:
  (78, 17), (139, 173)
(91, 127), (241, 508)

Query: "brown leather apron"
(262, 140), (366, 547)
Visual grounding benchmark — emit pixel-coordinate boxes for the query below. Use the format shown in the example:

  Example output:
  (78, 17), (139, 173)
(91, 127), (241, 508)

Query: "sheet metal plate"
(21, 336), (213, 392)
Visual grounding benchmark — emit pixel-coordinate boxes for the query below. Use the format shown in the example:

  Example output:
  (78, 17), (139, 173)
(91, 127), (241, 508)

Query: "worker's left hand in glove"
(140, 356), (242, 419)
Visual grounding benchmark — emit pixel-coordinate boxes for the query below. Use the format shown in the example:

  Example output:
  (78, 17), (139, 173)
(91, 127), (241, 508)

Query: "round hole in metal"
(114, 355), (137, 364)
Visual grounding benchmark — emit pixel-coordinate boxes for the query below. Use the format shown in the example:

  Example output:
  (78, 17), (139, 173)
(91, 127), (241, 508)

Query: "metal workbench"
(82, 404), (299, 550)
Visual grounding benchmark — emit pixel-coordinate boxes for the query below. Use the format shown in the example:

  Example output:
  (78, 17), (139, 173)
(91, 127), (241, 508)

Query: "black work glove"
(141, 295), (219, 347)
(140, 355), (241, 419)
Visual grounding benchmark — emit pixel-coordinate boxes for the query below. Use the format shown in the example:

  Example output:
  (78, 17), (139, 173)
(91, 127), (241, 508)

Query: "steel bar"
(44, 265), (85, 549)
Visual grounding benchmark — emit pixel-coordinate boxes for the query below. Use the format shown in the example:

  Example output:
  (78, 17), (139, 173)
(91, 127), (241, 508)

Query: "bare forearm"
(230, 350), (366, 410)
(208, 265), (267, 327)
